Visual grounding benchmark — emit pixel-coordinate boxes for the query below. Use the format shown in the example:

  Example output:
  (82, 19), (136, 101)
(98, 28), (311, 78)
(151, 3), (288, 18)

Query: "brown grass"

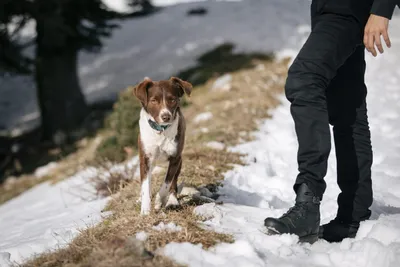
(21, 57), (289, 267)
(89, 160), (138, 198)
(24, 206), (232, 267)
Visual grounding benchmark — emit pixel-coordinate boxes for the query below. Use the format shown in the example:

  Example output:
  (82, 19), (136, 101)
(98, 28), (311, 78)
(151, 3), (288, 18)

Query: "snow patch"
(102, 0), (133, 13)
(206, 141), (225, 150)
(211, 74), (232, 92)
(136, 231), (148, 241)
(194, 112), (213, 123)
(34, 162), (59, 178)
(0, 252), (12, 267)
(162, 15), (400, 267)
(200, 127), (210, 133)
(152, 222), (182, 232)
(0, 156), (139, 265)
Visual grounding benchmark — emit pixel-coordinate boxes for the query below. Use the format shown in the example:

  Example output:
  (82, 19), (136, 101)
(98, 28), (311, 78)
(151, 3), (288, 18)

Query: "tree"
(0, 0), (32, 74)
(0, 0), (121, 143)
(33, 0), (120, 142)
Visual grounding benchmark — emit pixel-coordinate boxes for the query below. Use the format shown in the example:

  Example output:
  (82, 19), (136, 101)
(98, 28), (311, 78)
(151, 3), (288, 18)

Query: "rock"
(179, 185), (201, 197)
(198, 187), (214, 198)
(126, 237), (154, 259)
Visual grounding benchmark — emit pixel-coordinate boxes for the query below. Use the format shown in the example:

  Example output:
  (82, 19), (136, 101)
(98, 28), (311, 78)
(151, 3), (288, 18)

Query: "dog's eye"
(150, 99), (158, 104)
(169, 98), (177, 103)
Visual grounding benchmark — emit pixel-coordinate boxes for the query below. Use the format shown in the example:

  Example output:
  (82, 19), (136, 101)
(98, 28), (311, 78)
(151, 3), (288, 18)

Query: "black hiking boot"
(319, 218), (360, 243)
(264, 183), (320, 244)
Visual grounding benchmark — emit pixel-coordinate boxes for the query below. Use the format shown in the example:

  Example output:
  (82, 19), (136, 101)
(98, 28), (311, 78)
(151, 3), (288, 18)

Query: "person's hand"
(364, 14), (391, 57)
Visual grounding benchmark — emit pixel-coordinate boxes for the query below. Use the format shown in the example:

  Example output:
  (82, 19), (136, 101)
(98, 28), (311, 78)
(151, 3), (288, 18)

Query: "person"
(264, 0), (399, 243)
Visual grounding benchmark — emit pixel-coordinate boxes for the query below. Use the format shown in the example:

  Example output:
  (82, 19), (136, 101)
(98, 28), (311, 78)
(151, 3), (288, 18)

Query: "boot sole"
(266, 228), (319, 244)
(299, 233), (319, 244)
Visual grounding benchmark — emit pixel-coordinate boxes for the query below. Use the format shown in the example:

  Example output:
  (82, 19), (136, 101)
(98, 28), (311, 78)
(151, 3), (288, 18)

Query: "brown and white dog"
(134, 76), (192, 215)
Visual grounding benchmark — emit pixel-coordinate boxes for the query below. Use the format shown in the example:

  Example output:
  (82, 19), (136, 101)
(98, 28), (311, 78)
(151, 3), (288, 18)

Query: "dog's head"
(134, 77), (192, 125)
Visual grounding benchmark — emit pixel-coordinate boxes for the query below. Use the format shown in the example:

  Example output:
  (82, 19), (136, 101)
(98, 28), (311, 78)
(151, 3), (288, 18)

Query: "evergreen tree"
(0, 0), (122, 143)
(0, 0), (32, 73)
(33, 0), (121, 142)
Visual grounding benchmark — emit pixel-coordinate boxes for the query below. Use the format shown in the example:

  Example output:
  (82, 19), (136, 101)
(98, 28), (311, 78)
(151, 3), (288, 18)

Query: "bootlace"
(281, 202), (307, 220)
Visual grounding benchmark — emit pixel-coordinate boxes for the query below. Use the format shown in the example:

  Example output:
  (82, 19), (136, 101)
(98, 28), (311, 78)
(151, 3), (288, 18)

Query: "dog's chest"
(144, 132), (178, 160)
(139, 114), (179, 161)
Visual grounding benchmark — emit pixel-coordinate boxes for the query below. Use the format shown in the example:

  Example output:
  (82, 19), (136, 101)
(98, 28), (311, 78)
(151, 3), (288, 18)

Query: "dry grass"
(21, 57), (289, 267)
(89, 160), (138, 198)
(24, 206), (232, 267)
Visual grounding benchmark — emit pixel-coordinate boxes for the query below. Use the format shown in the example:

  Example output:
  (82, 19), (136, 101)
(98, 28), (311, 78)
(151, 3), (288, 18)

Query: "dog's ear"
(134, 78), (153, 106)
(170, 77), (192, 98)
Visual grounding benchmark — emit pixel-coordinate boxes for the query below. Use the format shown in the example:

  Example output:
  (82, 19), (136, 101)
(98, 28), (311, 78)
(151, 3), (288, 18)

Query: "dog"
(134, 76), (192, 215)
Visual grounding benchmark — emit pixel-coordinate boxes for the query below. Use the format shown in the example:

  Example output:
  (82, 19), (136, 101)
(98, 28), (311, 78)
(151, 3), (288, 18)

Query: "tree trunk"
(35, 23), (88, 143)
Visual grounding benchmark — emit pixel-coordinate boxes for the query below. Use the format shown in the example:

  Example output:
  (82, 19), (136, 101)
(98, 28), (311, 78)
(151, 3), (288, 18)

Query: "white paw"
(140, 177), (151, 216)
(140, 195), (151, 216)
(154, 193), (163, 212)
(140, 208), (150, 216)
(165, 193), (180, 209)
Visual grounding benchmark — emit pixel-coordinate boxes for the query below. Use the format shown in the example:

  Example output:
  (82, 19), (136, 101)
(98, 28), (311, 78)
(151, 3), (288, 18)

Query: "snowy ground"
(162, 14), (400, 267)
(1, 1), (400, 267)
(0, 0), (309, 137)
(0, 157), (138, 266)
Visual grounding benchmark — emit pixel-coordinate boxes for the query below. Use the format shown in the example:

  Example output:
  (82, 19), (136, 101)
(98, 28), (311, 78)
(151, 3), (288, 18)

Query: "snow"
(2, 1), (400, 266)
(206, 141), (225, 150)
(136, 231), (148, 241)
(194, 112), (213, 124)
(0, 169), (109, 266)
(162, 12), (400, 267)
(0, 157), (139, 266)
(102, 0), (133, 13)
(1, 0), (310, 137)
(153, 0), (243, 7)
(211, 74), (232, 91)
(102, 0), (244, 12)
(33, 162), (59, 178)
(152, 222), (183, 232)
(0, 253), (12, 267)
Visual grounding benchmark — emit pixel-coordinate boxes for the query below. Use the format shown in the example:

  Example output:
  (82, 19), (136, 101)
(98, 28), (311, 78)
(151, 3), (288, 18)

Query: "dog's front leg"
(139, 144), (155, 216)
(155, 156), (182, 211)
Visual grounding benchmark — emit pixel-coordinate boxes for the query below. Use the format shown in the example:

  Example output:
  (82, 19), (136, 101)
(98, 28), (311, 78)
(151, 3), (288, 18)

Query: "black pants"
(285, 13), (373, 222)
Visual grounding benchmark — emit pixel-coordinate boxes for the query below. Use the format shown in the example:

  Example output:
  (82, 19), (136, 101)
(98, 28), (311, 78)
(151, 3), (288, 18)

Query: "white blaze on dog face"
(146, 82), (179, 124)
(134, 77), (192, 125)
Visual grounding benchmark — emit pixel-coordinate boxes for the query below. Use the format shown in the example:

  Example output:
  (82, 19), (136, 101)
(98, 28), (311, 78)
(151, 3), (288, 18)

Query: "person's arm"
(364, 0), (398, 57)
(370, 0), (397, 19)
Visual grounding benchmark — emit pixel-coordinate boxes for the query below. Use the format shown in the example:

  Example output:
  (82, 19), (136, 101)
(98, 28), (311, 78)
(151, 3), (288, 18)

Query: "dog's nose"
(161, 113), (171, 122)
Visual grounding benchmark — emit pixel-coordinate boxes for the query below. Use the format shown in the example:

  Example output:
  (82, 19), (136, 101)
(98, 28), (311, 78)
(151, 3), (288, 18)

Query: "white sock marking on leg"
(141, 176), (151, 215)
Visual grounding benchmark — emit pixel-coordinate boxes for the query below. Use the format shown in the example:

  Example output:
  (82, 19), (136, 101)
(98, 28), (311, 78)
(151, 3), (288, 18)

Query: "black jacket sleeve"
(371, 0), (398, 19)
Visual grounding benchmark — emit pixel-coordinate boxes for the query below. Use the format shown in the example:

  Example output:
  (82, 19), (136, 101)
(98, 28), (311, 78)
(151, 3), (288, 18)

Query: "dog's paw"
(154, 193), (163, 212)
(140, 208), (150, 216)
(140, 197), (151, 216)
(165, 193), (181, 210)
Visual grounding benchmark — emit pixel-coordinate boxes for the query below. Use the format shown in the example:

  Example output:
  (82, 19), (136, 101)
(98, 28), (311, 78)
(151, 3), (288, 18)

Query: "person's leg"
(264, 13), (363, 243)
(320, 46), (373, 242)
(287, 15), (365, 199)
